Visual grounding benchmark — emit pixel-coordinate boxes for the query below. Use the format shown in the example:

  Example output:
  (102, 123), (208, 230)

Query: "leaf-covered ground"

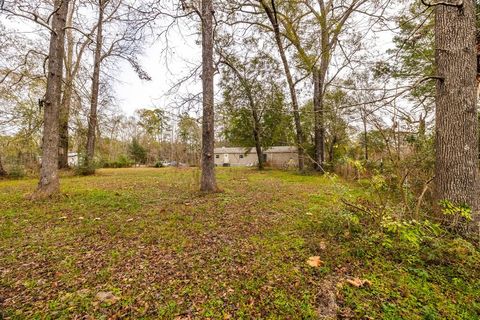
(1, 168), (479, 319)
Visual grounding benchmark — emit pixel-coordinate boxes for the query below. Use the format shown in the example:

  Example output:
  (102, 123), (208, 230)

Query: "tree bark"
(434, 0), (480, 225)
(261, 0), (305, 172)
(34, 0), (69, 197)
(313, 69), (325, 171)
(200, 0), (218, 192)
(58, 2), (76, 169)
(59, 5), (73, 170)
(85, 0), (104, 171)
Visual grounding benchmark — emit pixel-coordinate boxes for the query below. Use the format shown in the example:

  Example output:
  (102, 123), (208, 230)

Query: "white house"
(213, 146), (298, 168)
(67, 153), (79, 167)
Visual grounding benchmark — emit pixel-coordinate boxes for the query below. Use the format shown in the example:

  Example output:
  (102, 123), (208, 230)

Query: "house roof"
(214, 146), (297, 154)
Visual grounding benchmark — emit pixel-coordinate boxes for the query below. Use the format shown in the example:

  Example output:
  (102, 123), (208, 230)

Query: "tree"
(433, 0), (480, 227)
(178, 115), (201, 165)
(218, 47), (289, 170)
(59, 0), (96, 169)
(137, 108), (170, 142)
(58, 0), (76, 169)
(259, 0), (306, 172)
(128, 138), (147, 165)
(85, 0), (107, 172)
(200, 0), (217, 192)
(34, 0), (69, 198)
(219, 56), (266, 170)
(84, 0), (150, 173)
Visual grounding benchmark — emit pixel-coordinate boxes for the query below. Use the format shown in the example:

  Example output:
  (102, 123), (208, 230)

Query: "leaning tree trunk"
(434, 0), (480, 227)
(34, 0), (69, 198)
(85, 0), (104, 171)
(274, 33), (305, 172)
(261, 0), (305, 172)
(200, 0), (218, 192)
(222, 59), (265, 170)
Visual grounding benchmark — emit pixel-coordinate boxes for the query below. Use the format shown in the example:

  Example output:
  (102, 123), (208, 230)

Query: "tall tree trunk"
(58, 2), (75, 169)
(34, 0), (69, 198)
(200, 0), (218, 192)
(85, 0), (104, 171)
(434, 0), (480, 226)
(261, 0), (305, 172)
(313, 69), (325, 171)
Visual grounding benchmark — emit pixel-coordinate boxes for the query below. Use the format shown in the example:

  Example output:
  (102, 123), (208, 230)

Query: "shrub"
(7, 164), (25, 179)
(102, 155), (133, 168)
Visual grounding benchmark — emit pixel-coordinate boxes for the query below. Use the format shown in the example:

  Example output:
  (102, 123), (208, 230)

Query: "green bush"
(102, 155), (133, 168)
(74, 163), (96, 176)
(153, 161), (164, 168)
(7, 164), (25, 179)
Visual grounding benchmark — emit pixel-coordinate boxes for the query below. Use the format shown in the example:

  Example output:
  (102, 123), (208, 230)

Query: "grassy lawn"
(1, 168), (479, 319)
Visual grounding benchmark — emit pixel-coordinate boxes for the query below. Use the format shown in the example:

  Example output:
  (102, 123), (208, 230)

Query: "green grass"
(0, 167), (479, 319)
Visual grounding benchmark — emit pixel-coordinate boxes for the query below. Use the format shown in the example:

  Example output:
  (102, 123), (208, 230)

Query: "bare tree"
(34, 0), (69, 197)
(85, 0), (106, 170)
(432, 0), (480, 227)
(59, 0), (77, 169)
(200, 0), (217, 192)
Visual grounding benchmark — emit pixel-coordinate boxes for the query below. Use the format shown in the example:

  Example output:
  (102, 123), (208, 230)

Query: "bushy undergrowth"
(101, 155), (133, 169)
(317, 196), (480, 319)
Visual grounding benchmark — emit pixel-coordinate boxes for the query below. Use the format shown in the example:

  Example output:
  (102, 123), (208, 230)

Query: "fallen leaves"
(307, 256), (323, 267)
(319, 241), (327, 250)
(346, 277), (372, 288)
(94, 291), (120, 306)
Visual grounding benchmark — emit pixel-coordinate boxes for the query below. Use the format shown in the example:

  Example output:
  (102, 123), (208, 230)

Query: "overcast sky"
(113, 13), (398, 118)
(114, 24), (202, 117)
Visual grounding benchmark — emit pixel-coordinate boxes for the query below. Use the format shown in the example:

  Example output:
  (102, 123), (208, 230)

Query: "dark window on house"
(215, 155), (220, 159)
(263, 154), (267, 162)
(240, 155), (244, 159)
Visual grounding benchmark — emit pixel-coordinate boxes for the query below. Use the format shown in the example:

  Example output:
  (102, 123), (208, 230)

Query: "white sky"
(114, 27), (202, 116)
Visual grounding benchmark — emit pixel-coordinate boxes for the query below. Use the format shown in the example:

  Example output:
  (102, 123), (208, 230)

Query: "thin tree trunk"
(434, 0), (480, 226)
(58, 1), (75, 169)
(328, 135), (337, 163)
(220, 59), (264, 170)
(200, 0), (218, 192)
(85, 0), (104, 171)
(313, 69), (325, 171)
(261, 0), (305, 172)
(363, 115), (368, 161)
(58, 82), (72, 169)
(33, 0), (69, 198)
(0, 156), (6, 177)
(253, 116), (264, 170)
